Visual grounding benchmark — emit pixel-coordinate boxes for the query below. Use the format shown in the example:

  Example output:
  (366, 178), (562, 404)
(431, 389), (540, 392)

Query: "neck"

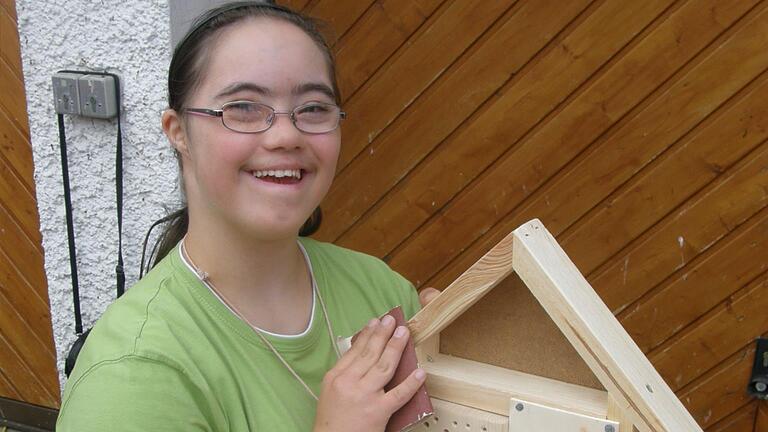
(183, 212), (313, 334)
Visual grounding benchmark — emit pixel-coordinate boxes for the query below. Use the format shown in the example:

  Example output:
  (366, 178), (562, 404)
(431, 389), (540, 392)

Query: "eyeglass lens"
(222, 102), (342, 133)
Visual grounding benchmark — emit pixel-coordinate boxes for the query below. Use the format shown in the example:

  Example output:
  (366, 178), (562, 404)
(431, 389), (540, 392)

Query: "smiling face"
(165, 17), (341, 241)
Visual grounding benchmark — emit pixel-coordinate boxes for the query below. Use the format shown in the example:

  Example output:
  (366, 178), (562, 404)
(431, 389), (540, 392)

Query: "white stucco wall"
(16, 0), (177, 388)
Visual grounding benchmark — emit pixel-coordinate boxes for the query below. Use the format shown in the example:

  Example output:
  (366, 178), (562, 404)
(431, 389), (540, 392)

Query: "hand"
(418, 287), (440, 308)
(314, 315), (426, 432)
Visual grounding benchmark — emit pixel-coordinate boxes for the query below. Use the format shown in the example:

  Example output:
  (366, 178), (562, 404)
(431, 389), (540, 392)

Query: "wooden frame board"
(407, 219), (703, 432)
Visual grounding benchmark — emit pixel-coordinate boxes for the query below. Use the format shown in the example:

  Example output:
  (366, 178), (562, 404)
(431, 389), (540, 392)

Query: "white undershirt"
(178, 238), (318, 338)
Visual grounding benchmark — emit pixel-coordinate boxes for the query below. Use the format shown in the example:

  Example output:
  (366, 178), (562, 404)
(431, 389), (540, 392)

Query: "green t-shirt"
(56, 237), (421, 431)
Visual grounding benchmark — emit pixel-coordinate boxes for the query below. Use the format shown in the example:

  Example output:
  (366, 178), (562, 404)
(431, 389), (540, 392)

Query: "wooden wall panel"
(291, 0), (767, 428)
(0, 1), (60, 408)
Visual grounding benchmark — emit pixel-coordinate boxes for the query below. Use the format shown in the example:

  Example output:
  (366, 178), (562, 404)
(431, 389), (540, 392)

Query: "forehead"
(195, 17), (332, 100)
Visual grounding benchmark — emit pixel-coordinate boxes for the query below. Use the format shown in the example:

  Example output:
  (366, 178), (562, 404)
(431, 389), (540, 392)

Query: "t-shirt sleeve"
(56, 355), (220, 431)
(392, 270), (422, 321)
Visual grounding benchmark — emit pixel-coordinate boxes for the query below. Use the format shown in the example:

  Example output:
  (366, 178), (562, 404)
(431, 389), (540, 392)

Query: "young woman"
(56, 2), (438, 431)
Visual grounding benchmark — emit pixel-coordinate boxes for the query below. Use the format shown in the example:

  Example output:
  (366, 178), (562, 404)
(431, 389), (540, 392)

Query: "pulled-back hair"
(150, 1), (336, 269)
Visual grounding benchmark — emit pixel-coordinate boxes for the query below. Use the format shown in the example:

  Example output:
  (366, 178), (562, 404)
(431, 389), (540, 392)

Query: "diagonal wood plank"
(560, 66), (768, 276)
(0, 107), (33, 194)
(0, 6), (22, 80)
(331, 0), (514, 173)
(678, 343), (756, 429)
(0, 201), (46, 293)
(0, 314), (58, 407)
(334, 0), (443, 101)
(0, 50), (28, 133)
(756, 402), (768, 432)
(0, 156), (42, 246)
(304, 0), (375, 44)
(421, 0), (768, 291)
(619, 206), (768, 353)
(590, 138), (768, 314)
(340, 0), (754, 262)
(649, 271), (768, 391)
(705, 401), (757, 432)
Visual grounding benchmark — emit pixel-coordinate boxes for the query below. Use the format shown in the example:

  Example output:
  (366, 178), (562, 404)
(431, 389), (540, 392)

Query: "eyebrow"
(214, 81), (336, 101)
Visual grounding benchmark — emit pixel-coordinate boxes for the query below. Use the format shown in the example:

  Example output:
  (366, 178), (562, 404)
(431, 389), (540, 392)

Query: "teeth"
(253, 169), (302, 180)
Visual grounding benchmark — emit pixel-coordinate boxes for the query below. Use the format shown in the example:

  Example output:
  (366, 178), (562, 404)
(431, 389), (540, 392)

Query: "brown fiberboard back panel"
(440, 272), (603, 390)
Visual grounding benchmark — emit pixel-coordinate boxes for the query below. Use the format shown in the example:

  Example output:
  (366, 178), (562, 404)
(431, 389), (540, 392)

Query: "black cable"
(58, 113), (83, 335)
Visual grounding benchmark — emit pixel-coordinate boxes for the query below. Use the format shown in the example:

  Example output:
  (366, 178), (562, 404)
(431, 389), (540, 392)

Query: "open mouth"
(251, 169), (303, 185)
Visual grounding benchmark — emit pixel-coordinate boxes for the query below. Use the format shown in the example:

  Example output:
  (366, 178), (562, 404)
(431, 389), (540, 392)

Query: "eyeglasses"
(184, 101), (347, 134)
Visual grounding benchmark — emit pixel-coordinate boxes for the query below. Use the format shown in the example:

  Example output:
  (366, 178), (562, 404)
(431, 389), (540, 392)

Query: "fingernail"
(394, 326), (406, 338)
(382, 315), (395, 326)
(415, 369), (426, 380)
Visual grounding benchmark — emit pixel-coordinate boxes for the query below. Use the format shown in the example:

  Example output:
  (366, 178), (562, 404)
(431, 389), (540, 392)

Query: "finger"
(346, 314), (397, 377)
(361, 325), (409, 388)
(382, 368), (427, 413)
(418, 288), (440, 308)
(331, 318), (379, 373)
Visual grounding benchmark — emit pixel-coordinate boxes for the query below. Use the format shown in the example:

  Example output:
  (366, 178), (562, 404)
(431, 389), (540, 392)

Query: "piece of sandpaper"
(351, 306), (434, 432)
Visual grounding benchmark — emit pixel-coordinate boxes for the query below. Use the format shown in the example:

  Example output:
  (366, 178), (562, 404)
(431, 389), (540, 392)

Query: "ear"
(162, 109), (190, 157)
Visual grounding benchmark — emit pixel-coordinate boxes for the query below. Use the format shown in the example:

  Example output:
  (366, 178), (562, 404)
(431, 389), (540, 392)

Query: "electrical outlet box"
(52, 72), (82, 115)
(78, 74), (118, 119)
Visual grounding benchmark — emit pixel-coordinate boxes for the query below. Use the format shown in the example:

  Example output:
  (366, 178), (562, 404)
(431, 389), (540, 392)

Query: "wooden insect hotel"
(407, 219), (703, 432)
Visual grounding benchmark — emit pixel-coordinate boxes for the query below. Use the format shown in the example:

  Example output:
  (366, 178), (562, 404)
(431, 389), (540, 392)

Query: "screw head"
(756, 382), (767, 392)
(515, 403), (524, 412)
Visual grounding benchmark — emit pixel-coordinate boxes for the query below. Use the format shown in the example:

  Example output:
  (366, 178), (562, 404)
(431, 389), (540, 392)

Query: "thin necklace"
(181, 240), (340, 401)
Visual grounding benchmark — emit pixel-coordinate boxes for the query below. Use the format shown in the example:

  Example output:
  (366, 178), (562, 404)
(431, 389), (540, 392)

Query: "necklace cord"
(181, 240), (338, 401)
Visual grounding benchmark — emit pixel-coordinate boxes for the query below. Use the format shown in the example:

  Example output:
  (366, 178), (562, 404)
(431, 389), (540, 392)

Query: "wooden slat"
(334, 0), (443, 100)
(705, 402), (757, 432)
(756, 403), (768, 432)
(0, 245), (55, 356)
(512, 219), (701, 432)
(421, 0), (768, 291)
(0, 48), (28, 133)
(0, 108), (34, 193)
(330, 0), (513, 173)
(341, 0), (754, 263)
(0, 336), (46, 405)
(0, 0), (15, 21)
(591, 137), (768, 314)
(278, 0), (312, 12)
(677, 343), (756, 429)
(0, 201), (46, 294)
(0, 364), (21, 401)
(649, 271), (768, 391)
(560, 66), (768, 276)
(304, 0), (375, 44)
(0, 7), (22, 80)
(0, 308), (57, 400)
(0, 155), (42, 246)
(619, 206), (768, 353)
(333, 0), (593, 251)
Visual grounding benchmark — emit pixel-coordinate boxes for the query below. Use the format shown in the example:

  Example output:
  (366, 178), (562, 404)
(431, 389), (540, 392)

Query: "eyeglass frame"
(182, 100), (347, 134)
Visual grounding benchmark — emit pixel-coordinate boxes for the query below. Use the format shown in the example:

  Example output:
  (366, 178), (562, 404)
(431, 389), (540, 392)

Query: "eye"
(295, 103), (332, 115)
(223, 101), (270, 123)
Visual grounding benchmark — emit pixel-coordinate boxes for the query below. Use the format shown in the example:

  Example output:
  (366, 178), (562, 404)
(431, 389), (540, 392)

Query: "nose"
(261, 112), (303, 151)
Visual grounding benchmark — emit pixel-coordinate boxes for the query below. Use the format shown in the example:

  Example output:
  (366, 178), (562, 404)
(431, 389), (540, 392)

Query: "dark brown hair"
(150, 1), (336, 269)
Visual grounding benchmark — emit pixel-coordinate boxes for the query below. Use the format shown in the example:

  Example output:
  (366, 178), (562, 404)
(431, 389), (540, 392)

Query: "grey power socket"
(78, 75), (117, 119)
(52, 72), (82, 115)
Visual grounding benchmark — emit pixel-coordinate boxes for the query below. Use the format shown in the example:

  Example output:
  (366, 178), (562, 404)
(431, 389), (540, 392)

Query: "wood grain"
(0, 6), (21, 80)
(512, 219), (701, 432)
(304, 0), (375, 45)
(677, 343), (756, 429)
(592, 138), (768, 314)
(649, 271), (768, 391)
(327, 0), (514, 176)
(407, 231), (515, 346)
(335, 0), (592, 255)
(385, 0), (680, 286)
(0, 202), (46, 293)
(619, 206), (768, 353)
(0, 108), (34, 191)
(756, 402), (768, 432)
(0, 156), (42, 246)
(418, 0), (766, 293)
(0, 48), (28, 133)
(334, 0), (442, 101)
(422, 353), (609, 419)
(704, 402), (756, 432)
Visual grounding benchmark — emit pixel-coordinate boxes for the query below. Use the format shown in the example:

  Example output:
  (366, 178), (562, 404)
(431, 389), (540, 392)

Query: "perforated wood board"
(410, 398), (507, 432)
